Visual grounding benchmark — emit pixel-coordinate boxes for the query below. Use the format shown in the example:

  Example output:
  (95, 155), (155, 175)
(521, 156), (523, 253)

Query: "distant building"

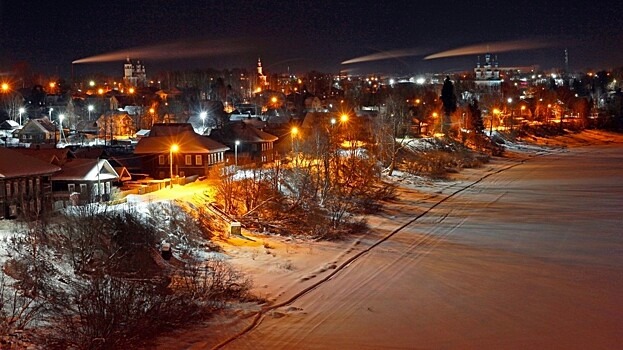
(255, 58), (269, 93)
(18, 117), (59, 145)
(123, 57), (147, 87)
(474, 53), (502, 89)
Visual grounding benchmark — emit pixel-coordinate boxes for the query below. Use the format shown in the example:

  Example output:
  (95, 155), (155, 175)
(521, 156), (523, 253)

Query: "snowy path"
(219, 145), (623, 349)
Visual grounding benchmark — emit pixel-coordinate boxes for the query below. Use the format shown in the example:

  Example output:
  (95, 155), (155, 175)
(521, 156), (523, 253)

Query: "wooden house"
(17, 117), (59, 145)
(0, 148), (61, 219)
(209, 121), (278, 166)
(133, 123), (229, 179)
(51, 159), (119, 204)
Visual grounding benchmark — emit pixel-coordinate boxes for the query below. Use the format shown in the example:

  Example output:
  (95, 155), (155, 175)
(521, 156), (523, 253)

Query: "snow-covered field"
(2, 130), (622, 349)
(145, 130), (623, 349)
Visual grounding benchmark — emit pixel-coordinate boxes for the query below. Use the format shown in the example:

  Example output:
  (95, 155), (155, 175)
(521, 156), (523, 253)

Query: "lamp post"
(170, 144), (179, 188)
(88, 105), (94, 120)
(49, 108), (53, 120)
(235, 140), (240, 166)
(59, 114), (67, 144)
(491, 108), (500, 136)
(200, 111), (207, 133)
(291, 127), (299, 167)
(291, 126), (298, 152)
(18, 107), (24, 125)
(507, 98), (513, 132)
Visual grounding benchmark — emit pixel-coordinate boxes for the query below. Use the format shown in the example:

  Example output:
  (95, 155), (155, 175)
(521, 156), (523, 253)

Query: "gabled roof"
(114, 167), (132, 182)
(0, 148), (61, 178)
(75, 120), (99, 133)
(0, 120), (20, 130)
(52, 159), (118, 181)
(20, 117), (57, 134)
(12, 147), (75, 166)
(149, 123), (195, 137)
(134, 124), (229, 154)
(210, 121), (278, 144)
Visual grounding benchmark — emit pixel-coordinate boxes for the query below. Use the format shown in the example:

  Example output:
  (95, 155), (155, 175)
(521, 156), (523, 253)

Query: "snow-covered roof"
(135, 123), (229, 154)
(52, 158), (118, 181)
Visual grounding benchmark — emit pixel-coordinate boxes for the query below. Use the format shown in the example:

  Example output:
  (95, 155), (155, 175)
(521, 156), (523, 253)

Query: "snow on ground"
(2, 129), (623, 349)
(149, 129), (623, 349)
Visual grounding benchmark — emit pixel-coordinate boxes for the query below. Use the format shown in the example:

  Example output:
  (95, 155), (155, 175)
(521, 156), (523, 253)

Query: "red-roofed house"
(0, 148), (61, 219)
(133, 123), (229, 179)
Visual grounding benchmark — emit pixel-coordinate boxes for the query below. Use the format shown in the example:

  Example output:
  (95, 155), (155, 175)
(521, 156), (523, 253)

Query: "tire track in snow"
(211, 157), (530, 349)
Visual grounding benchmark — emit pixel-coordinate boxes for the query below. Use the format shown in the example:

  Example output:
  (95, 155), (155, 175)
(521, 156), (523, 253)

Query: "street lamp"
(49, 108), (53, 120)
(59, 114), (67, 144)
(491, 108), (500, 135)
(170, 144), (179, 188)
(88, 105), (94, 120)
(291, 127), (299, 151)
(18, 107), (25, 125)
(200, 111), (207, 132)
(507, 98), (513, 131)
(235, 140), (240, 166)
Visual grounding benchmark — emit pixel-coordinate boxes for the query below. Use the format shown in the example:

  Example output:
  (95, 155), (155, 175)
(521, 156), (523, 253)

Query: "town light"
(59, 114), (67, 144)
(291, 126), (299, 148)
(18, 107), (25, 125)
(1, 83), (9, 92)
(88, 105), (94, 120)
(235, 140), (240, 166)
(200, 111), (207, 131)
(340, 114), (349, 123)
(170, 144), (179, 188)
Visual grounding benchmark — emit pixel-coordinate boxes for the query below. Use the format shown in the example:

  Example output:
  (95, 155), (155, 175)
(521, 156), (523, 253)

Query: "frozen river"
(225, 145), (623, 349)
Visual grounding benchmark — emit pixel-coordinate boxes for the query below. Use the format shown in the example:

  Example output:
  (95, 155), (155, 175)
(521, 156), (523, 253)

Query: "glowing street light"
(200, 111), (207, 131)
(291, 126), (299, 151)
(491, 108), (501, 135)
(18, 107), (25, 125)
(88, 105), (94, 120)
(170, 144), (179, 188)
(340, 114), (349, 123)
(235, 140), (240, 166)
(58, 114), (67, 144)
(1, 82), (9, 92)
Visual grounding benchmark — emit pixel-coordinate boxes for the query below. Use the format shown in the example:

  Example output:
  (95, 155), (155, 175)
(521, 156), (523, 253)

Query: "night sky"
(1, 0), (623, 78)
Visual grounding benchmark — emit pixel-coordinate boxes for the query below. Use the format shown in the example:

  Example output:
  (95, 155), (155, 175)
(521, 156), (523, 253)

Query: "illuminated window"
(185, 155), (192, 165)
(195, 155), (202, 165)
(158, 155), (165, 165)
